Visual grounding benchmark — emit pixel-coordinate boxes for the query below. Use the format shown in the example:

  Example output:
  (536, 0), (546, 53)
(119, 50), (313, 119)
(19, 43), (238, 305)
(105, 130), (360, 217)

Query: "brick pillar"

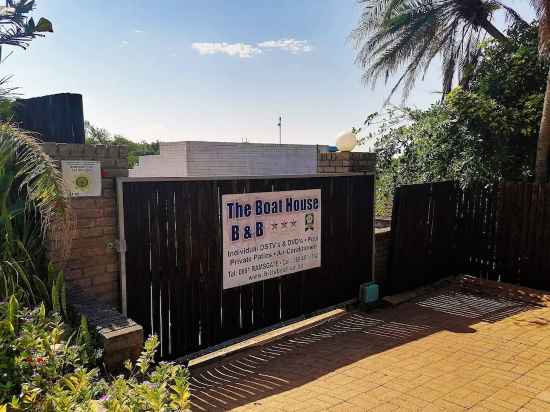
(317, 152), (376, 174)
(42, 143), (128, 309)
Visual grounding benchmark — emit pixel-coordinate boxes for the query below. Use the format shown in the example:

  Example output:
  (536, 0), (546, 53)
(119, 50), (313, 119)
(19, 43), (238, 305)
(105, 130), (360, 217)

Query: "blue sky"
(2, 0), (536, 146)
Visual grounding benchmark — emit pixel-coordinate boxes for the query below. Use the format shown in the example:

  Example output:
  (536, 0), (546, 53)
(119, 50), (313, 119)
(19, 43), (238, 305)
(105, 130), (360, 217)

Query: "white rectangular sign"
(222, 189), (321, 289)
(61, 160), (102, 197)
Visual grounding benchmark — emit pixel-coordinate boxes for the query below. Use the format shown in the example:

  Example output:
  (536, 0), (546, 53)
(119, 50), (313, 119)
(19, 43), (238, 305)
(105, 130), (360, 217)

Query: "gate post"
(317, 151), (377, 297)
(317, 151), (376, 174)
(116, 177), (128, 316)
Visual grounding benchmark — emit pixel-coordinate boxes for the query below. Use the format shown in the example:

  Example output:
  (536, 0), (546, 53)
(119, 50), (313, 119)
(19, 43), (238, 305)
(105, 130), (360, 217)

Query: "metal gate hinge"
(115, 239), (127, 253)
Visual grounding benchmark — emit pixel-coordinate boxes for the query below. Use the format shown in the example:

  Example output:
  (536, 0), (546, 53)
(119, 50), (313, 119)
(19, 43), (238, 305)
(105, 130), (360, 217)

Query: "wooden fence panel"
(388, 183), (435, 294)
(122, 175), (374, 358)
(428, 181), (458, 283)
(457, 185), (497, 280)
(540, 185), (550, 289)
(388, 181), (550, 295)
(13, 93), (85, 143)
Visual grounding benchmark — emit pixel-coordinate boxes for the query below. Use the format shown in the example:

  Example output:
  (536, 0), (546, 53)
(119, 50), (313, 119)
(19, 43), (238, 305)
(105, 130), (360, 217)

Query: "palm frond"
(0, 0), (52, 49)
(494, 1), (527, 25)
(0, 124), (72, 257)
(530, 0), (550, 56)
(351, 0), (519, 101)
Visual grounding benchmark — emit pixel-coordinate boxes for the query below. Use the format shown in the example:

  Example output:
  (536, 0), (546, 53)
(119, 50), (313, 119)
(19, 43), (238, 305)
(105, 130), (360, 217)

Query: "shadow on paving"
(188, 288), (546, 411)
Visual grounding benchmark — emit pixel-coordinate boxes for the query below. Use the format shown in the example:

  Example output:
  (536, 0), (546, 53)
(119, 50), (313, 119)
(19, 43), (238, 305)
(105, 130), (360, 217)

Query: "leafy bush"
(103, 336), (190, 411)
(0, 296), (100, 410)
(85, 121), (160, 168)
(0, 124), (71, 307)
(0, 296), (190, 411)
(364, 22), (547, 216)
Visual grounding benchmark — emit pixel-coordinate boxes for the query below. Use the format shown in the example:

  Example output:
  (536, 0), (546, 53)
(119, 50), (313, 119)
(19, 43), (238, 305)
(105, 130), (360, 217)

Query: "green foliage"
(0, 298), (190, 411)
(350, 0), (524, 101)
(0, 296), (101, 410)
(0, 123), (69, 247)
(85, 121), (160, 168)
(0, 124), (69, 306)
(104, 335), (191, 411)
(0, 1), (53, 103)
(0, 92), (15, 120)
(115, 136), (160, 170)
(367, 22), (547, 216)
(0, 124), (70, 307)
(25, 263), (68, 318)
(0, 1), (53, 49)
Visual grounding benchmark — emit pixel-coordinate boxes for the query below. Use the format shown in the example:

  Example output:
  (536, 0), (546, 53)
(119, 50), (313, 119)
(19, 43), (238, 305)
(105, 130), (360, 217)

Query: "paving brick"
(188, 285), (550, 411)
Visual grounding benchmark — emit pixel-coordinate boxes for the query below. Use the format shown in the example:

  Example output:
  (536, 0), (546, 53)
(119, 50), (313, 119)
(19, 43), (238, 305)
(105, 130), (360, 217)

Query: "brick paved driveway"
(189, 288), (550, 411)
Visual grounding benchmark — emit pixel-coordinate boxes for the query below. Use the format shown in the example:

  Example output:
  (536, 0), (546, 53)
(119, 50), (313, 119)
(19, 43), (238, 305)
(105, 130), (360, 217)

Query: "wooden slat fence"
(387, 182), (458, 294)
(120, 175), (374, 359)
(387, 181), (550, 295)
(13, 93), (85, 143)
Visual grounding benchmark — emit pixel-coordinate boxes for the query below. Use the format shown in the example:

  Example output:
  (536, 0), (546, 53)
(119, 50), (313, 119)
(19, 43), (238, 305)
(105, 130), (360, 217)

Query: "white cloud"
(121, 40), (129, 47)
(134, 29), (144, 33)
(191, 38), (313, 58)
(191, 42), (262, 58)
(258, 38), (313, 54)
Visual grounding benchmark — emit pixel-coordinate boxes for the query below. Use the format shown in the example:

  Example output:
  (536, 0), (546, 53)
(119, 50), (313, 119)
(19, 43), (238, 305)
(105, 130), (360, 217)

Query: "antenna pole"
(278, 116), (282, 144)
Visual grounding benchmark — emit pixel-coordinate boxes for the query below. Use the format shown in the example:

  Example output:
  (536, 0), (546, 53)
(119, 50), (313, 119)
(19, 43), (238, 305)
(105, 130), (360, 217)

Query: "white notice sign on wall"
(61, 160), (102, 197)
(222, 189), (321, 289)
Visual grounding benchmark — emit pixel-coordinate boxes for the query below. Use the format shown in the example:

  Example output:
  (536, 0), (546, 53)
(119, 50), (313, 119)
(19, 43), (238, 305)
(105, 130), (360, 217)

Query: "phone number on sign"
(247, 263), (309, 282)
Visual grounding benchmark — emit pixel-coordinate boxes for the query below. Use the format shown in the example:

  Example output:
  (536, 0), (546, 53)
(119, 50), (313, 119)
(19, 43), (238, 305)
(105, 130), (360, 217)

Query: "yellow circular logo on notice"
(74, 174), (91, 192)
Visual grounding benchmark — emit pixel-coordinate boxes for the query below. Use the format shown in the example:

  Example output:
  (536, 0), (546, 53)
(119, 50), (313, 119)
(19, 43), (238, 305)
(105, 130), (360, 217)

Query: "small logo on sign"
(305, 213), (314, 231)
(74, 174), (91, 192)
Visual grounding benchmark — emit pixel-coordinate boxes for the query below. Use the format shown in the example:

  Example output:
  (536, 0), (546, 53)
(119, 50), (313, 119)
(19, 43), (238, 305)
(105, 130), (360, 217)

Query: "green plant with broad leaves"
(0, 297), (190, 411)
(0, 1), (52, 51)
(0, 1), (53, 104)
(0, 124), (71, 307)
(0, 296), (101, 411)
(103, 336), (191, 412)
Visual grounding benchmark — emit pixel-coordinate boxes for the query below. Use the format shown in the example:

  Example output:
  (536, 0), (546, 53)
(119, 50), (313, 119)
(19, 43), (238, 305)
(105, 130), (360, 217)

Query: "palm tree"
(351, 0), (524, 101)
(532, 1), (550, 182)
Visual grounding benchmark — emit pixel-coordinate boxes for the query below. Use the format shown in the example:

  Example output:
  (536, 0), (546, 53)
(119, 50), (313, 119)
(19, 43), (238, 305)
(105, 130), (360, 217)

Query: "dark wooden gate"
(387, 182), (458, 294)
(387, 181), (550, 295)
(119, 174), (374, 358)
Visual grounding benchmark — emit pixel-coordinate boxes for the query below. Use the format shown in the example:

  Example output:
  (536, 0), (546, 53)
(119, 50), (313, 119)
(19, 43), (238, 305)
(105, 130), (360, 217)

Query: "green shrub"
(364, 22), (547, 215)
(102, 335), (190, 412)
(0, 124), (71, 307)
(0, 296), (190, 412)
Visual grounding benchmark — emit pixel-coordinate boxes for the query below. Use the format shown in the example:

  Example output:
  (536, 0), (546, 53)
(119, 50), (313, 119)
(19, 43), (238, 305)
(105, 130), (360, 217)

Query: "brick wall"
(42, 143), (128, 308)
(317, 152), (376, 174)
